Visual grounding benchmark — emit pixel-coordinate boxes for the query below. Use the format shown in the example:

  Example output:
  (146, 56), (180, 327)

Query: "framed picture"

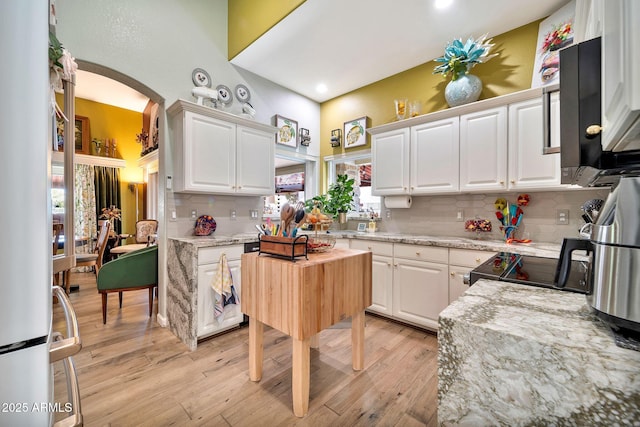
(274, 114), (298, 148)
(344, 116), (367, 148)
(74, 116), (90, 154)
(55, 114), (90, 154)
(357, 222), (367, 232)
(531, 0), (575, 88)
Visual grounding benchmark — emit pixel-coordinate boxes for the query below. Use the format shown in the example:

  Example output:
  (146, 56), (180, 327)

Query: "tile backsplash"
(378, 189), (611, 243)
(167, 188), (611, 244)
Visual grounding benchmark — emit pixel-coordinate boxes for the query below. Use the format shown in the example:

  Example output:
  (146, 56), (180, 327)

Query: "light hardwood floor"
(53, 272), (439, 426)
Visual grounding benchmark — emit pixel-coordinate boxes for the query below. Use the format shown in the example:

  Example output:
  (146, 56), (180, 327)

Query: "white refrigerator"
(0, 2), (72, 426)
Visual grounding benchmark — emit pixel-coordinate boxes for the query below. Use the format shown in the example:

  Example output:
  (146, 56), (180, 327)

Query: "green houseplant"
(325, 174), (355, 223)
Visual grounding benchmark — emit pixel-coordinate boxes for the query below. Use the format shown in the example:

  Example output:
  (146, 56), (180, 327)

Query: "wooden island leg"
(352, 310), (365, 371)
(249, 317), (264, 381)
(310, 334), (320, 349)
(292, 337), (310, 417)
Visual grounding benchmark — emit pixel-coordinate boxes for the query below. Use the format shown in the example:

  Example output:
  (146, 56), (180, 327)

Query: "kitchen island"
(438, 279), (640, 426)
(241, 248), (372, 417)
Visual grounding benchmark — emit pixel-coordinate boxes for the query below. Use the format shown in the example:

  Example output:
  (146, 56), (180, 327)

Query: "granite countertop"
(168, 231), (569, 258)
(438, 279), (640, 425)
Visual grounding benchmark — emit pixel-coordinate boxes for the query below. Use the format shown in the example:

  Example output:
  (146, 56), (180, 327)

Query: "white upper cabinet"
(371, 128), (410, 195)
(601, 0), (640, 152)
(459, 107), (507, 192)
(236, 125), (276, 194)
(411, 118), (459, 194)
(508, 95), (563, 189)
(369, 88), (566, 196)
(168, 99), (276, 195)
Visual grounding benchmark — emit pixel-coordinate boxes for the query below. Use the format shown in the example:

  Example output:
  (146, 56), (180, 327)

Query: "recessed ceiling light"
(316, 83), (328, 93)
(434, 0), (453, 10)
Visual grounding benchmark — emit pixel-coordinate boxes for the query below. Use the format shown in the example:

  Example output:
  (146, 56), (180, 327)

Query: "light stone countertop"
(438, 279), (640, 426)
(168, 231), (569, 259)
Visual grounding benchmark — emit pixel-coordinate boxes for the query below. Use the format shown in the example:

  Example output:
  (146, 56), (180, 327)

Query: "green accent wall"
(228, 0), (305, 59)
(319, 20), (544, 166)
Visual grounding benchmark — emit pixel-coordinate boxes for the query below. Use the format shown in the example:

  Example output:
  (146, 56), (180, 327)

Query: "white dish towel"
(210, 253), (239, 320)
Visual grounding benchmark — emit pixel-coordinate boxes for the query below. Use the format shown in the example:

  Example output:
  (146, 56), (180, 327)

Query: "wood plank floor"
(53, 272), (439, 426)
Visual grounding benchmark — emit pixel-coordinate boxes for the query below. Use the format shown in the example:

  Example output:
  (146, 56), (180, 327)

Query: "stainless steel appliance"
(468, 252), (589, 294)
(588, 176), (640, 333)
(557, 37), (640, 187)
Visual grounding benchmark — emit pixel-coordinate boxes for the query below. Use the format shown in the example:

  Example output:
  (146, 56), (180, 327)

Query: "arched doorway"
(74, 60), (169, 326)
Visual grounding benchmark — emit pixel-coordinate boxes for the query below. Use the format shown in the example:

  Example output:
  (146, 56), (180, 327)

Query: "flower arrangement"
(100, 206), (122, 221)
(540, 21), (573, 53)
(49, 32), (77, 92)
(433, 34), (497, 81)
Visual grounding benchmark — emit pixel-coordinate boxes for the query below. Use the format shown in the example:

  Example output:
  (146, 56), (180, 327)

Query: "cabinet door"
(371, 128), (410, 195)
(184, 112), (236, 193)
(601, 0), (640, 151)
(448, 265), (472, 304)
(410, 118), (460, 194)
(197, 258), (243, 338)
(459, 107), (508, 192)
(393, 258), (448, 330)
(236, 125), (275, 195)
(508, 97), (563, 189)
(367, 255), (393, 316)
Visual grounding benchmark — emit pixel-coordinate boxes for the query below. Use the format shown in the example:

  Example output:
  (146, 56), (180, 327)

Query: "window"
(325, 151), (381, 218)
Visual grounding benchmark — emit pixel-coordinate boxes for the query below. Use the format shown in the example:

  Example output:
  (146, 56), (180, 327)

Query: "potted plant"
(325, 174), (355, 223)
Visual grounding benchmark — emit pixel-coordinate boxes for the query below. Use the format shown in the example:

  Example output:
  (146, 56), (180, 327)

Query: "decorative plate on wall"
(191, 68), (211, 88)
(235, 84), (251, 103)
(216, 85), (233, 105)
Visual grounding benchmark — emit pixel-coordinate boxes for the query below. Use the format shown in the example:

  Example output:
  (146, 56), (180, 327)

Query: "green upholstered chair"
(96, 245), (158, 324)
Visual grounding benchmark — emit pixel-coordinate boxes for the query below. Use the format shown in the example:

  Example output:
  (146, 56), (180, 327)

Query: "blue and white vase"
(444, 73), (482, 107)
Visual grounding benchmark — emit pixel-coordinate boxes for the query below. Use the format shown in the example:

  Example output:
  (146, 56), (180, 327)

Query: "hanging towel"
(210, 253), (239, 319)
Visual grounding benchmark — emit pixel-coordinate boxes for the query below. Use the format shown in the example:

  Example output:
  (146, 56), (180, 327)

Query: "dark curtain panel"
(94, 166), (122, 235)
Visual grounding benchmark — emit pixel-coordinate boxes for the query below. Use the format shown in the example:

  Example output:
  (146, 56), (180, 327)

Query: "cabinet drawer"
(449, 248), (494, 268)
(394, 243), (448, 263)
(199, 244), (244, 265)
(350, 240), (393, 257)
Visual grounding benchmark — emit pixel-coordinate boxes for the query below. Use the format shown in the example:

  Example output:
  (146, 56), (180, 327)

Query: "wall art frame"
(274, 114), (298, 148)
(531, 0), (575, 88)
(344, 116), (367, 149)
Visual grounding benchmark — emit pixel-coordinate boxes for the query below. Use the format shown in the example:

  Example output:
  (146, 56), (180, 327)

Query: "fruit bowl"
(306, 235), (336, 253)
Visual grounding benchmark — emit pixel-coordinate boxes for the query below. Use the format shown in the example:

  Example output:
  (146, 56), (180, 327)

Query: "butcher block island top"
(241, 248), (373, 417)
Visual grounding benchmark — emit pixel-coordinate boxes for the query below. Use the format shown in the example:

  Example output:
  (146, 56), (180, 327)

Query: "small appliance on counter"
(588, 176), (640, 334)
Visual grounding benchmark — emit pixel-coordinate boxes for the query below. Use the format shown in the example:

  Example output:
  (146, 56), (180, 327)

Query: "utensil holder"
(259, 234), (308, 261)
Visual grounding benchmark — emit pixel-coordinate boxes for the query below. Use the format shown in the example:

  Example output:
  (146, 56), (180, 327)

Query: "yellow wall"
(318, 20), (543, 189)
(57, 94), (144, 234)
(228, 0), (305, 59)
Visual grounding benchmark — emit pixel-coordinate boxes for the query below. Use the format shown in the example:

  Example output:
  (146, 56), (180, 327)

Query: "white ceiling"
(75, 69), (149, 113)
(77, 0), (569, 111)
(231, 0), (569, 102)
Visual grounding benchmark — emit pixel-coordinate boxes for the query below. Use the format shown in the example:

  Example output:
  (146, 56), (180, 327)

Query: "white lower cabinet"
(393, 255), (448, 330)
(197, 245), (244, 338)
(350, 240), (393, 316)
(334, 238), (351, 249)
(351, 240), (449, 330)
(448, 249), (494, 304)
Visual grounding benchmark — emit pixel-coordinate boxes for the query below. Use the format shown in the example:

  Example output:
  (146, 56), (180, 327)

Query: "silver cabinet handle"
(50, 286), (81, 363)
(52, 342), (83, 427)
